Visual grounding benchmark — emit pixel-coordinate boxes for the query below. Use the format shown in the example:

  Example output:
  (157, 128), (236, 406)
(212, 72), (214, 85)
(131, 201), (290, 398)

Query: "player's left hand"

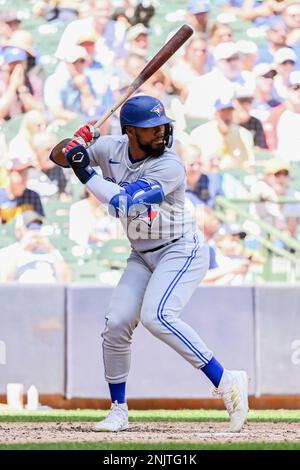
(65, 122), (100, 153)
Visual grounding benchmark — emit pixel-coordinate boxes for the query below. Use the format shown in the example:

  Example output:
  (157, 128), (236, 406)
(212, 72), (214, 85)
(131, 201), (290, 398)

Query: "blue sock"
(108, 382), (126, 404)
(201, 357), (224, 387)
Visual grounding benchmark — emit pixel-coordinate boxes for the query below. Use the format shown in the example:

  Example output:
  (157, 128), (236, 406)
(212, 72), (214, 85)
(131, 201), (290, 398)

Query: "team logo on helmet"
(150, 103), (164, 117)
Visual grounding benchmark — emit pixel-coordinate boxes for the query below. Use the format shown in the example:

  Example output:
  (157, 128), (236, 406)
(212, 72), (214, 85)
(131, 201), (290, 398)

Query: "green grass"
(0, 442), (300, 450)
(1, 409), (299, 451)
(0, 409), (300, 423)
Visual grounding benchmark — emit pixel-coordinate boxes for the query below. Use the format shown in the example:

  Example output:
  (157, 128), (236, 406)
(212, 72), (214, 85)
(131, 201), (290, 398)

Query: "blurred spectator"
(216, 0), (245, 15)
(0, 159), (44, 224)
(283, 2), (300, 34)
(209, 22), (233, 49)
(251, 63), (281, 125)
(240, 0), (284, 27)
(6, 29), (45, 89)
(125, 23), (149, 57)
(234, 86), (267, 149)
(273, 47), (297, 100)
(111, 5), (131, 30)
(44, 45), (113, 122)
(195, 206), (252, 284)
(190, 98), (255, 169)
(55, 0), (127, 67)
(32, 0), (81, 22)
(69, 187), (119, 247)
(285, 3), (300, 63)
(140, 68), (172, 103)
(187, 0), (211, 33)
(237, 40), (258, 73)
(0, 46), (44, 120)
(251, 63), (288, 149)
(0, 210), (71, 283)
(75, 31), (114, 127)
(205, 229), (251, 285)
(169, 34), (209, 100)
(256, 16), (288, 64)
(9, 110), (47, 165)
(0, 0), (298, 285)
(0, 10), (21, 47)
(76, 31), (102, 68)
(263, 100), (287, 150)
(183, 144), (223, 207)
(184, 145), (208, 206)
(250, 158), (300, 237)
(190, 203), (220, 268)
(114, 52), (146, 95)
(277, 71), (300, 162)
(184, 42), (247, 119)
(27, 132), (69, 200)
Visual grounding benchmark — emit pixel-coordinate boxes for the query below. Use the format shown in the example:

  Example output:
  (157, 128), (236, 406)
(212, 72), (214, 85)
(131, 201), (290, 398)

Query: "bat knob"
(49, 138), (72, 168)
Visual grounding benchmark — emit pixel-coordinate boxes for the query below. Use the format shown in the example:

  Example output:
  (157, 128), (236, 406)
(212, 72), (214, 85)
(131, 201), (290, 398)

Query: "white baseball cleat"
(215, 370), (249, 432)
(94, 401), (129, 432)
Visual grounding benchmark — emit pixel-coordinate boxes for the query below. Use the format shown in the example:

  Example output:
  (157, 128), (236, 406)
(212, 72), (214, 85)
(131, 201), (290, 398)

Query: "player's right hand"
(65, 123), (100, 152)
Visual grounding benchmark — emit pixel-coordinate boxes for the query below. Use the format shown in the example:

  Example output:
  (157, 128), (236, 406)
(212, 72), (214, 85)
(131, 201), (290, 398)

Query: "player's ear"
(125, 126), (134, 138)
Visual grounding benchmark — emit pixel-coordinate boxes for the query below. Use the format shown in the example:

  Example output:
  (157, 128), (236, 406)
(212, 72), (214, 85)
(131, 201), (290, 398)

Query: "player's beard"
(137, 137), (165, 158)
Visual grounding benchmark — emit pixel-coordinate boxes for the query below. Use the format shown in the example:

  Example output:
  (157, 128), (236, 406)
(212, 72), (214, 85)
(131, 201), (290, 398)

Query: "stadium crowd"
(0, 0), (300, 284)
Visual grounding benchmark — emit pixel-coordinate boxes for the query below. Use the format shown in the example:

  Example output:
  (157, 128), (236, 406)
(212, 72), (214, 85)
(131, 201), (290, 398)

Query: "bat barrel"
(132, 25), (193, 87)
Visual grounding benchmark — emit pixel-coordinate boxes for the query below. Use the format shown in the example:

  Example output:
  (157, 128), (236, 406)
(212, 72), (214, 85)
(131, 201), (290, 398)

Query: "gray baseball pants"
(102, 232), (213, 383)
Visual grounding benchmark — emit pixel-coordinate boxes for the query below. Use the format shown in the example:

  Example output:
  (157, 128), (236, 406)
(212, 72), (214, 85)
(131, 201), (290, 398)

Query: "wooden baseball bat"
(49, 24), (193, 168)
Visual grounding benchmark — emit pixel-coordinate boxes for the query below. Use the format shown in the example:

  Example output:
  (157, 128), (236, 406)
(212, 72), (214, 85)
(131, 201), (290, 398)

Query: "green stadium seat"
(98, 239), (130, 269)
(71, 259), (109, 283)
(45, 201), (70, 235)
(0, 115), (23, 143)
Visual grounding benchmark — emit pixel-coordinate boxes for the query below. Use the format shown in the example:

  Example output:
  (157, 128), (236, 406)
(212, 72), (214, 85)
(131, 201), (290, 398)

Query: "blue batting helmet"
(120, 95), (174, 131)
(120, 95), (174, 147)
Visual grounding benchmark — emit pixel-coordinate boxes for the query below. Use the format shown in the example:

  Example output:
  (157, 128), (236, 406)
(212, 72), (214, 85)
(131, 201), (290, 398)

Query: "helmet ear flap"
(164, 123), (174, 148)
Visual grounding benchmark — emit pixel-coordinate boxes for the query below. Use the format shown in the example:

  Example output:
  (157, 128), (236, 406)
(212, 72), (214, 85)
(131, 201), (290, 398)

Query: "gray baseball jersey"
(87, 135), (196, 251)
(85, 134), (213, 385)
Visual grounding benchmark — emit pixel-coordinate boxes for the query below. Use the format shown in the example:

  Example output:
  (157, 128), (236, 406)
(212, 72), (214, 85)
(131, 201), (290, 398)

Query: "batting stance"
(59, 95), (249, 432)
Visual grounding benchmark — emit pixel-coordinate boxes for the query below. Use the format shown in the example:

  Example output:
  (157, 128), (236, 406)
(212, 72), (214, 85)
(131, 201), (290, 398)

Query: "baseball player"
(60, 95), (249, 432)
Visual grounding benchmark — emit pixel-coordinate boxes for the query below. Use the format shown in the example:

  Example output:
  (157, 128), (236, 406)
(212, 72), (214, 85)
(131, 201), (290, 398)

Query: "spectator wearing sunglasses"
(273, 47), (297, 100)
(234, 86), (267, 149)
(250, 63), (281, 127)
